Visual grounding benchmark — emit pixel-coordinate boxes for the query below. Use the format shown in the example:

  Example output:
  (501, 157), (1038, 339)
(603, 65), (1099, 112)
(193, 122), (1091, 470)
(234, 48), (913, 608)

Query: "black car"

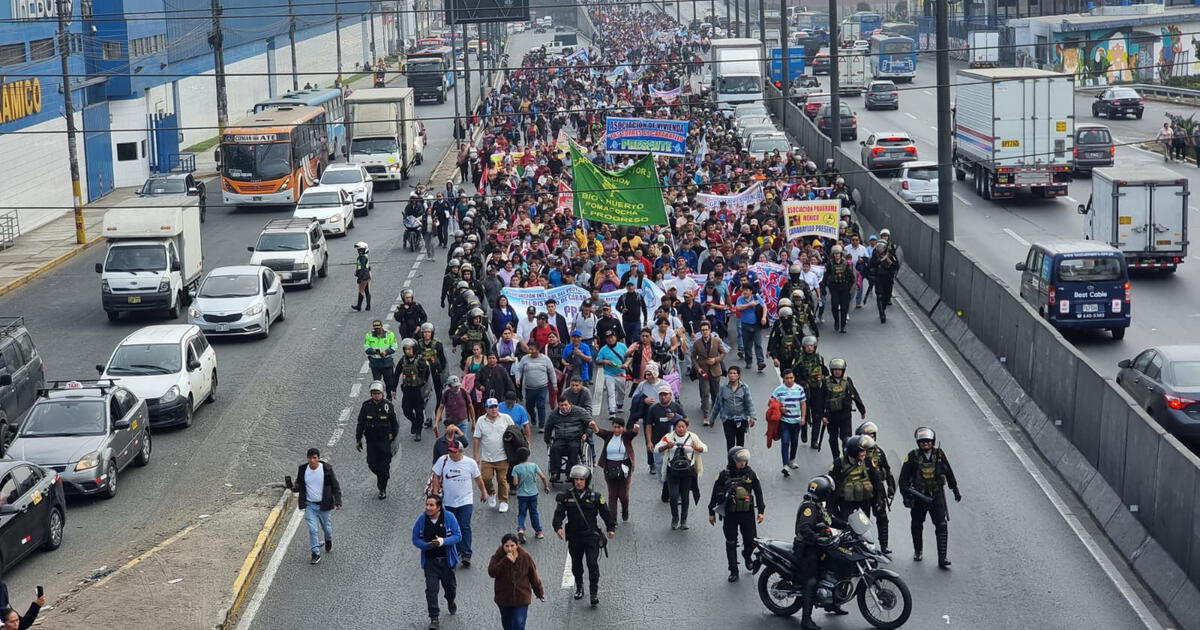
(812, 49), (830, 75)
(0, 458), (66, 574)
(1117, 346), (1200, 450)
(1092, 86), (1144, 120)
(816, 103), (858, 141)
(137, 172), (208, 222)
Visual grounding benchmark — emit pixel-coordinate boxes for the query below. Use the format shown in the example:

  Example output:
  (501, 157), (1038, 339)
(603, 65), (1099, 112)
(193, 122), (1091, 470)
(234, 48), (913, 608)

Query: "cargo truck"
(768, 47), (807, 88)
(836, 50), (867, 95)
(967, 31), (999, 68)
(710, 38), (764, 111)
(953, 68), (1074, 200)
(1079, 166), (1189, 272)
(95, 198), (204, 322)
(345, 88), (423, 188)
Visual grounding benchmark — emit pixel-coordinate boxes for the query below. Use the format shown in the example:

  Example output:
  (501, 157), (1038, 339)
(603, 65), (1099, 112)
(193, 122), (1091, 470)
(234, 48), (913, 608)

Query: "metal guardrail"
(1077, 83), (1200, 106)
(169, 152), (197, 173)
(0, 210), (19, 250)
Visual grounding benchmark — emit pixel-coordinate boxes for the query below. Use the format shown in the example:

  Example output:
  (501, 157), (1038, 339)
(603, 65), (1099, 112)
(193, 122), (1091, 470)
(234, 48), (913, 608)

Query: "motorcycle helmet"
(369, 381), (385, 394)
(855, 421), (878, 438)
(400, 338), (417, 350)
(401, 289), (414, 300)
(469, 307), (484, 318)
(728, 447), (750, 466)
(456, 281), (469, 290)
(805, 475), (835, 502)
(802, 335), (817, 348)
(831, 245), (844, 255)
(789, 263), (803, 275)
(829, 358), (847, 372)
(914, 426), (936, 445)
(778, 306), (794, 318)
(568, 464), (592, 481)
(354, 241), (369, 252)
(420, 322), (435, 333)
(778, 298), (793, 309)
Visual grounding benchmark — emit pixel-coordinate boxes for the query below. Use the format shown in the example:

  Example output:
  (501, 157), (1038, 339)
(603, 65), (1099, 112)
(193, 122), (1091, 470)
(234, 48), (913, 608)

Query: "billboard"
(444, 0), (529, 24)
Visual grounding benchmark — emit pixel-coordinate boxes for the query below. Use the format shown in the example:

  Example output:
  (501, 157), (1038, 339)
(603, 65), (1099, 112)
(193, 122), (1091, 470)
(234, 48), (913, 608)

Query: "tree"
(856, 1), (873, 12)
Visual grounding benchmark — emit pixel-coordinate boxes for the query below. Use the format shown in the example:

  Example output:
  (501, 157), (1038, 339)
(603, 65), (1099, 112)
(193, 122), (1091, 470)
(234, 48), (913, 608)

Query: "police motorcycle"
(750, 510), (913, 629)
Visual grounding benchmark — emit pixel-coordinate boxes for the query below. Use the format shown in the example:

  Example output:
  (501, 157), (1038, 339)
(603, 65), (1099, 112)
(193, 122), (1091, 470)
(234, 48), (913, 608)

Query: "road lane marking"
(403, 279), (412, 287)
(1064, 195), (1078, 204)
(561, 554), (574, 589)
(359, 360), (370, 374)
(952, 193), (973, 206)
(896, 297), (1163, 630)
(235, 508), (304, 630)
(1003, 228), (1031, 247)
(407, 269), (417, 278)
(905, 112), (917, 120)
(923, 90), (933, 96)
(326, 406), (351, 447)
(929, 126), (938, 131)
(349, 382), (361, 398)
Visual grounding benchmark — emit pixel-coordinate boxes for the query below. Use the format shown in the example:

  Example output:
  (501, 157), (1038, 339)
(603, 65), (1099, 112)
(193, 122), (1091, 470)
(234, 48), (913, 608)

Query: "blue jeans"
(517, 494), (542, 532)
(525, 386), (548, 429)
(779, 421), (801, 466)
(446, 503), (473, 558)
(499, 604), (530, 630)
(738, 322), (764, 365)
(304, 503), (333, 554)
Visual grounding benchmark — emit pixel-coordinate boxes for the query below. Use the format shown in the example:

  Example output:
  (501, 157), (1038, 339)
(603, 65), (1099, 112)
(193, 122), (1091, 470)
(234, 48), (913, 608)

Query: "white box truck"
(95, 198), (204, 322)
(953, 68), (1074, 200)
(710, 38), (764, 111)
(346, 88), (424, 189)
(1079, 166), (1189, 271)
(968, 31), (999, 68)
(836, 49), (868, 95)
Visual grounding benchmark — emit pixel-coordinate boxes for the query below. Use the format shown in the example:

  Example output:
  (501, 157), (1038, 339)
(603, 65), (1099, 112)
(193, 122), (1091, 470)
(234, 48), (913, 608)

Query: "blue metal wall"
(83, 102), (115, 201)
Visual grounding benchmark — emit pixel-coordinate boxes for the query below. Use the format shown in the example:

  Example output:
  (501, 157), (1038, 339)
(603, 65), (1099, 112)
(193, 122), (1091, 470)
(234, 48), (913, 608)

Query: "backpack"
(667, 438), (694, 476)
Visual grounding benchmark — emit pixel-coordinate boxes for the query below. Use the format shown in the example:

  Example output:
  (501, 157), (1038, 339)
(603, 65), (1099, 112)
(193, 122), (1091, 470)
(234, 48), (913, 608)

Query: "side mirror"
(135, 191), (146, 197)
(266, 288), (279, 296)
(1117, 359), (1132, 369)
(1095, 93), (1103, 99)
(247, 246), (255, 252)
(0, 374), (12, 387)
(213, 147), (221, 166)
(0, 504), (20, 515)
(341, 146), (349, 158)
(1077, 204), (1088, 215)
(187, 187), (200, 196)
(1014, 262), (1027, 271)
(188, 359), (202, 371)
(312, 242), (321, 250)
(113, 418), (132, 430)
(95, 364), (105, 375)
(859, 140), (866, 146)
(171, 261), (181, 272)
(95, 262), (103, 274)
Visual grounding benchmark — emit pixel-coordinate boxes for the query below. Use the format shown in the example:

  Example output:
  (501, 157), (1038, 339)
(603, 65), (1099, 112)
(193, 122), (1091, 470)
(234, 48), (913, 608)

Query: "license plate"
(127, 296), (141, 304)
(1082, 303), (1099, 313)
(216, 323), (229, 332)
(1088, 152), (1106, 158)
(252, 196), (262, 201)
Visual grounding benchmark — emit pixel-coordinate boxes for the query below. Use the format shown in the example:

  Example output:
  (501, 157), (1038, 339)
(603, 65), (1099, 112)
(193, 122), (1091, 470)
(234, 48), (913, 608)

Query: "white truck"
(967, 31), (1000, 68)
(1079, 166), (1189, 271)
(953, 68), (1074, 200)
(95, 198), (204, 322)
(346, 88), (424, 189)
(836, 49), (868, 95)
(710, 38), (764, 111)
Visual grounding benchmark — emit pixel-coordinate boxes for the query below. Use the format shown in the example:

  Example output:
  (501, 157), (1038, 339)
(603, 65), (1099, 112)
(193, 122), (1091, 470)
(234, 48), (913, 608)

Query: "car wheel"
(1092, 105), (1099, 117)
(317, 255), (329, 278)
(261, 315), (271, 339)
(278, 297), (286, 322)
(1136, 111), (1143, 120)
(200, 198), (207, 223)
(106, 310), (120, 322)
(135, 432), (151, 466)
(207, 370), (217, 403)
(1111, 327), (1126, 340)
(368, 195), (375, 210)
(167, 293), (181, 319)
(100, 462), (118, 499)
(43, 506), (64, 551)
(182, 397), (194, 427)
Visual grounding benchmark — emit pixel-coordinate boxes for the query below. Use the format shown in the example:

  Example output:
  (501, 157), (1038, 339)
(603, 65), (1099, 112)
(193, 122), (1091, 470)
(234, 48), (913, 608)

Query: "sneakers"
(325, 540), (332, 552)
(782, 468), (790, 477)
(428, 618), (439, 630)
(788, 461), (799, 469)
(499, 501), (509, 513)
(461, 555), (471, 567)
(679, 520), (689, 530)
(535, 531), (545, 540)
(671, 519), (679, 530)
(758, 363), (766, 373)
(488, 495), (498, 509)
(310, 552), (321, 564)
(518, 530), (527, 544)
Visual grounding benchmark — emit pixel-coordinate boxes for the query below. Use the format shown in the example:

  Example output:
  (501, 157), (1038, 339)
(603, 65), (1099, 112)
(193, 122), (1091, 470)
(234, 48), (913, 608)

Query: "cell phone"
(284, 475), (293, 490)
(36, 586), (43, 598)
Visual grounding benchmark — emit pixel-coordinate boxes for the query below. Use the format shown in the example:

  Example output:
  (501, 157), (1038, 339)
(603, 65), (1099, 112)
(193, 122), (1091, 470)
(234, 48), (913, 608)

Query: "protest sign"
(502, 280), (664, 324)
(784, 200), (840, 241)
(696, 183), (765, 218)
(603, 117), (690, 157)
(571, 145), (668, 226)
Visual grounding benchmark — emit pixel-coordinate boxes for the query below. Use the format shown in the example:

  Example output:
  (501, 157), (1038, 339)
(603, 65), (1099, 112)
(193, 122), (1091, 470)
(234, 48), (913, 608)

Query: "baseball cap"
(371, 320), (383, 327)
(485, 398), (500, 408)
(571, 330), (582, 337)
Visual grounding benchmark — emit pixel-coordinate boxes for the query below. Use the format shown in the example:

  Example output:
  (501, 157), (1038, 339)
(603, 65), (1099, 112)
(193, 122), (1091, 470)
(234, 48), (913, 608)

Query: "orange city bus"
(219, 105), (329, 206)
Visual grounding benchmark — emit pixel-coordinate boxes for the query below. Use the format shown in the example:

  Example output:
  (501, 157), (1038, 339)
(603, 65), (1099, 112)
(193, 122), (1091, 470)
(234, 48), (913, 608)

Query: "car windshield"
(1171, 361), (1200, 387)
(1110, 88), (1140, 99)
(139, 178), (187, 195)
(738, 116), (771, 127)
(320, 169), (364, 185)
(904, 166), (937, 181)
(199, 273), (260, 298)
(1078, 129), (1112, 144)
(351, 137), (399, 154)
(408, 61), (443, 73)
(869, 82), (896, 92)
(20, 400), (106, 437)
(222, 142), (291, 181)
(1056, 256), (1123, 282)
(718, 75), (761, 94)
(107, 343), (181, 375)
(750, 137), (792, 153)
(297, 192), (343, 208)
(256, 232), (309, 251)
(105, 244), (166, 272)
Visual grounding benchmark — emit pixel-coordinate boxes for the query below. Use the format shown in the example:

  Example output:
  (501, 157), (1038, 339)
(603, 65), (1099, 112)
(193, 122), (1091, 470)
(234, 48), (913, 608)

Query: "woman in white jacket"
(655, 418), (707, 530)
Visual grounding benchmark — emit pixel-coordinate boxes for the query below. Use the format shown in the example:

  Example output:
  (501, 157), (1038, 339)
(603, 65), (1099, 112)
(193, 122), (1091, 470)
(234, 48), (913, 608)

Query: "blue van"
(1015, 241), (1131, 340)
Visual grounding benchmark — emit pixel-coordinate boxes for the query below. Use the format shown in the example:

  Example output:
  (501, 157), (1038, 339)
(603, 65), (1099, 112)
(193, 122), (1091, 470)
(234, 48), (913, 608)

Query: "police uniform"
(793, 498), (848, 624)
(552, 486), (617, 602)
(440, 270), (461, 309)
(708, 465), (765, 578)
(354, 252), (371, 311)
(827, 455), (883, 521)
(454, 321), (490, 364)
(416, 337), (448, 411)
(397, 354), (431, 437)
(869, 247), (900, 322)
(821, 258), (855, 333)
(824, 376), (864, 458)
(363, 330), (398, 397)
(355, 397), (399, 494)
(899, 447), (960, 565)
(393, 301), (428, 340)
(865, 444), (897, 552)
(796, 351), (828, 448)
(767, 318), (804, 374)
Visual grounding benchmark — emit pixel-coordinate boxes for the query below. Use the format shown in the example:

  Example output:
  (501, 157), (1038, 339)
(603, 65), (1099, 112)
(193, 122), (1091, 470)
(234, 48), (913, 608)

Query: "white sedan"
(317, 164), (374, 215)
(294, 185), (356, 235)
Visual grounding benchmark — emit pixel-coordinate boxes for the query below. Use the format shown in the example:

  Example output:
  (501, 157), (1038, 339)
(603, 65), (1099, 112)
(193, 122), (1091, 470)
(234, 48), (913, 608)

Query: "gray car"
(864, 81), (899, 110)
(5, 380), (151, 499)
(188, 265), (286, 339)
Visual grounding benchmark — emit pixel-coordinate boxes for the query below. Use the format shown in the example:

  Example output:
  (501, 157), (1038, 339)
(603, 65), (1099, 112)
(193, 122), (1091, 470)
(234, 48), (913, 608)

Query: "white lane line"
(923, 90), (933, 96)
(896, 297), (1163, 630)
(1003, 228), (1031, 247)
(905, 112), (917, 120)
(407, 269), (417, 278)
(1191, 206), (1198, 214)
(1064, 195), (1078, 204)
(327, 407), (352, 447)
(403, 279), (413, 287)
(929, 126), (938, 131)
(359, 360), (370, 374)
(234, 508), (304, 630)
(561, 553), (574, 589)
(349, 382), (361, 398)
(952, 192), (974, 206)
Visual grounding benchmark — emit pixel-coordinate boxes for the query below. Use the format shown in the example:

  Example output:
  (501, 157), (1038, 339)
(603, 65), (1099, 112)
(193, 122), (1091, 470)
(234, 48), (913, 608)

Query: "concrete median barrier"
(1122, 409), (1165, 526)
(1070, 366), (1107, 465)
(1097, 387), (1131, 492)
(1151, 438), (1199, 575)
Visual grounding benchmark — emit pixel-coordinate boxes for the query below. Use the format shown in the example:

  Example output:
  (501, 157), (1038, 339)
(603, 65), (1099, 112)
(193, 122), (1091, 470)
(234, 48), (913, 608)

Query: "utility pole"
(732, 0), (738, 37)
(334, 0), (343, 86)
(211, 0), (229, 136)
(758, 0), (764, 44)
(460, 21), (468, 121)
(56, 0), (85, 244)
(936, 0), (954, 263)
(779, 0), (787, 130)
(477, 24), (485, 103)
(288, 0), (298, 91)
(743, 0), (749, 37)
(369, 2), (377, 65)
(828, 0), (839, 148)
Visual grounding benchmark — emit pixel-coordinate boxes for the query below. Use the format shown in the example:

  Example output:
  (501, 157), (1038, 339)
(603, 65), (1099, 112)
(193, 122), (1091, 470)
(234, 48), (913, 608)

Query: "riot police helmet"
(456, 280), (469, 290)
(914, 426), (936, 444)
(469, 307), (484, 318)
(778, 298), (793, 309)
(831, 245), (844, 255)
(454, 230), (465, 239)
(449, 258), (461, 268)
(805, 475), (835, 502)
(844, 435), (874, 459)
(728, 447), (751, 466)
(452, 247), (465, 258)
(875, 240), (888, 252)
(569, 464), (592, 481)
(802, 335), (817, 348)
(401, 288), (414, 300)
(835, 176), (846, 188)
(420, 322), (435, 333)
(461, 263), (474, 273)
(855, 421), (878, 438)
(400, 338), (417, 351)
(829, 358), (847, 372)
(467, 234), (479, 243)
(778, 306), (794, 318)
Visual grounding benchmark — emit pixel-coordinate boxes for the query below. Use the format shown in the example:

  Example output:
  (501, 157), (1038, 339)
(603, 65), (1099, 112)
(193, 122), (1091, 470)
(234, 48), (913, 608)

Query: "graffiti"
(1046, 24), (1200, 86)
(1159, 25), (1184, 81)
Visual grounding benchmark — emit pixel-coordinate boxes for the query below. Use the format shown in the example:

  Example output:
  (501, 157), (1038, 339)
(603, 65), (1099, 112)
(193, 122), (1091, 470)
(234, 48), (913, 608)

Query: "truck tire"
(954, 166), (965, 181)
(106, 310), (120, 323)
(167, 294), (180, 319)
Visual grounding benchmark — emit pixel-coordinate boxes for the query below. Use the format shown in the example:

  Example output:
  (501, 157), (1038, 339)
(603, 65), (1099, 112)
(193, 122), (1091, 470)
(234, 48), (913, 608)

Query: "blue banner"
(604, 117), (690, 157)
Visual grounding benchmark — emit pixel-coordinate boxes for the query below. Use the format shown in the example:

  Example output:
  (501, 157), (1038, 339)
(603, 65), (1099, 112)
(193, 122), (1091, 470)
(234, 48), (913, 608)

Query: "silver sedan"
(188, 265), (286, 339)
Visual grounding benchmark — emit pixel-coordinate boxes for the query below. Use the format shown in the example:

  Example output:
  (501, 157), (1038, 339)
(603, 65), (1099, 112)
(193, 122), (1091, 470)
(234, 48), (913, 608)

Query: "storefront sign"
(0, 78), (42, 124)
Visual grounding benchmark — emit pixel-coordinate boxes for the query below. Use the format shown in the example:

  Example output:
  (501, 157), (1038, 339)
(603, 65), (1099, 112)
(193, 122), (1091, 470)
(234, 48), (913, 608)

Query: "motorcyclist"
(552, 464), (616, 607)
(827, 435), (883, 521)
(363, 319), (397, 399)
(396, 338), (431, 441)
(544, 397), (591, 483)
(393, 288), (427, 339)
(856, 422), (897, 554)
(707, 446), (765, 583)
(793, 475), (850, 629)
(416, 322), (448, 416)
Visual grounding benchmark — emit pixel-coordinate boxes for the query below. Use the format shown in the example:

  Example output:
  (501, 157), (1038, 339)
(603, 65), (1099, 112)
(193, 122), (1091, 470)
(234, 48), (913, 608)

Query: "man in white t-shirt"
(432, 443), (487, 566)
(845, 234), (870, 308)
(473, 398), (516, 513)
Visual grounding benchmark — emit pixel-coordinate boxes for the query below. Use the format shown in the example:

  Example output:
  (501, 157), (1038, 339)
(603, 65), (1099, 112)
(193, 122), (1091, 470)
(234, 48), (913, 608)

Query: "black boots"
(878, 520), (891, 554)
(937, 527), (951, 568)
(912, 525), (923, 561)
(590, 587), (599, 608)
(726, 543), (740, 582)
(574, 583), (585, 600)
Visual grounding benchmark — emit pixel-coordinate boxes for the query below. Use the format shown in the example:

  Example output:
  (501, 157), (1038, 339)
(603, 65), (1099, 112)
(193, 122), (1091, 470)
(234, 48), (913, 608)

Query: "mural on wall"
(1048, 24), (1200, 85)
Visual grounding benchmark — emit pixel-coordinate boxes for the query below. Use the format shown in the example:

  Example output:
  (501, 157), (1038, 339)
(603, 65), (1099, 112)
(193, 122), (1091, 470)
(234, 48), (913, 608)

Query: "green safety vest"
(363, 331), (396, 353)
(840, 461), (874, 502)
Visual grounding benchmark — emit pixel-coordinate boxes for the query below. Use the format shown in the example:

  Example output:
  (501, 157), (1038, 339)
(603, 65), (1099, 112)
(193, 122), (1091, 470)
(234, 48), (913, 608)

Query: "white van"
(97, 325), (217, 428)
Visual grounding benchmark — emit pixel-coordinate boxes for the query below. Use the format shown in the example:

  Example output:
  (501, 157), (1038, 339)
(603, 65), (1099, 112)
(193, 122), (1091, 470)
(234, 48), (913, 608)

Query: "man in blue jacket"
(412, 494), (463, 630)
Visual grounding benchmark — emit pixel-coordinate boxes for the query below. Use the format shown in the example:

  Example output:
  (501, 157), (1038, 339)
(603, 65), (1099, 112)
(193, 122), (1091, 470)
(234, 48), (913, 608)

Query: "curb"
(220, 487), (293, 630)
(0, 232), (104, 299)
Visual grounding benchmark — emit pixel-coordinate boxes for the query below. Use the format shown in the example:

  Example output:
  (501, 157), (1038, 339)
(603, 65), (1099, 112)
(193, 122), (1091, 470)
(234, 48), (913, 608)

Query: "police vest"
(827, 378), (849, 411)
(840, 461), (874, 502)
(867, 446), (887, 473)
(418, 341), (440, 368)
(829, 261), (853, 285)
(727, 472), (755, 512)
(912, 450), (944, 494)
(399, 358), (424, 386)
(798, 353), (825, 386)
(464, 326), (486, 344)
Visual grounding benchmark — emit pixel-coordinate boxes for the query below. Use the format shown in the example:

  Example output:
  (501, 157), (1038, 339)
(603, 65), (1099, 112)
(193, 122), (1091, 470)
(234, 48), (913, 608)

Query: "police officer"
(780, 264), (809, 306)
(796, 337), (828, 450)
(364, 320), (398, 399)
(416, 322), (448, 416)
(868, 241), (900, 323)
(397, 338), (431, 441)
(393, 289), (428, 339)
(821, 245), (856, 334)
(823, 358), (865, 459)
(355, 381), (399, 499)
(440, 259), (462, 309)
(790, 288), (819, 338)
(454, 308), (490, 368)
(899, 426), (961, 568)
(793, 475), (849, 630)
(553, 465), (616, 607)
(856, 421), (897, 554)
(707, 447), (765, 583)
(768, 304), (804, 375)
(460, 264), (485, 310)
(827, 435), (882, 521)
(352, 241), (372, 311)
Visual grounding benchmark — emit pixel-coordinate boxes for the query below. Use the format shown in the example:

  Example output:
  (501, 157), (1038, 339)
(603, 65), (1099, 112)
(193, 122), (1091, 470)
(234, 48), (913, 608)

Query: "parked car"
(136, 173), (208, 223)
(248, 218), (329, 288)
(317, 163), (374, 215)
(6, 380), (152, 499)
(0, 318), (45, 451)
(816, 102), (858, 141)
(864, 80), (899, 110)
(0, 458), (67, 573)
(860, 132), (918, 175)
(188, 265), (286, 339)
(891, 160), (939, 211)
(804, 93), (830, 118)
(1116, 345), (1200, 449)
(1092, 86), (1144, 119)
(293, 186), (355, 235)
(1071, 123), (1115, 175)
(97, 325), (217, 428)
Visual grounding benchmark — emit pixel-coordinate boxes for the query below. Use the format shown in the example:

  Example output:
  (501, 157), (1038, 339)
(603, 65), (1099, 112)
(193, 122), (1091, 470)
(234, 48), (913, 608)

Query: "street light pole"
(335, 0), (343, 86)
(56, 0), (86, 244)
(828, 0), (840, 148)
(288, 0), (298, 90)
(936, 0), (955, 259)
(779, 0), (787, 130)
(211, 0), (228, 135)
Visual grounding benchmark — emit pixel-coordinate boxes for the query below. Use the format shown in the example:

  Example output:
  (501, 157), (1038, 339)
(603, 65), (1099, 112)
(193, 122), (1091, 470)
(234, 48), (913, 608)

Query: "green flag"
(570, 145), (668, 226)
